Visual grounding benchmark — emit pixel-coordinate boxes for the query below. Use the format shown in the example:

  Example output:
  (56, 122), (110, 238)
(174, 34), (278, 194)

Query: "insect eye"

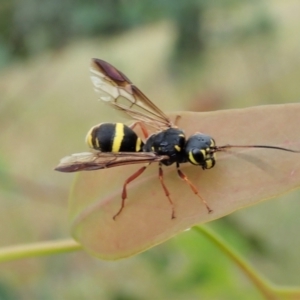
(187, 148), (205, 165)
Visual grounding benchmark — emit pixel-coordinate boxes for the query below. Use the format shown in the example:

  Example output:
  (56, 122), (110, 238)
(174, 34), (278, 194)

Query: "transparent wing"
(55, 151), (169, 172)
(90, 58), (173, 131)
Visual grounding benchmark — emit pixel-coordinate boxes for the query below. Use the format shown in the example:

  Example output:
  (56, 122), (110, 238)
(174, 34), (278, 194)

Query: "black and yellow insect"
(55, 59), (300, 220)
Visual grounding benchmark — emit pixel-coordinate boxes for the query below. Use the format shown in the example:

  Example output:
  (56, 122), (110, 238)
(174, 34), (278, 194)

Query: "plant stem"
(0, 239), (82, 263)
(193, 225), (277, 299)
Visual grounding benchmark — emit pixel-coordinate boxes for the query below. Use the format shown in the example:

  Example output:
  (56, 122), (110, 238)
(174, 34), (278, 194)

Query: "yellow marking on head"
(151, 146), (155, 152)
(205, 159), (213, 169)
(188, 151), (199, 165)
(178, 134), (185, 137)
(136, 138), (143, 152)
(210, 139), (215, 147)
(174, 145), (181, 152)
(200, 149), (207, 158)
(112, 123), (124, 152)
(85, 126), (95, 149)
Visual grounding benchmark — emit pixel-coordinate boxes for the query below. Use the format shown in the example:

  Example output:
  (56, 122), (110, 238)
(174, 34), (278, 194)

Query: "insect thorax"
(143, 128), (186, 166)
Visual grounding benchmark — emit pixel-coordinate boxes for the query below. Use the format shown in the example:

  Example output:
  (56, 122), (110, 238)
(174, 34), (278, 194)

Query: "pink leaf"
(69, 103), (300, 260)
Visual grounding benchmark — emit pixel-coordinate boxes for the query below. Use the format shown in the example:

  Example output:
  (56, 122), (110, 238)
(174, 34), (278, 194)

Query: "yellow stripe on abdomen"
(112, 123), (124, 152)
(85, 126), (95, 149)
(135, 138), (143, 152)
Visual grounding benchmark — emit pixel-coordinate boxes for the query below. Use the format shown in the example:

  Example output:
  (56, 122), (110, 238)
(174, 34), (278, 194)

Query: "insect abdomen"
(86, 123), (144, 152)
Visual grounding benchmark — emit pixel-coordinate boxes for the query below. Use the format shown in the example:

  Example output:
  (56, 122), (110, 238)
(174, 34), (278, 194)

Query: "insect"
(55, 58), (300, 220)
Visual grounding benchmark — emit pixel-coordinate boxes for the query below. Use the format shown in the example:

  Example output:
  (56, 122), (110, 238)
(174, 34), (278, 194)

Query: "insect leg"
(176, 163), (213, 214)
(174, 115), (181, 126)
(129, 121), (149, 139)
(113, 163), (150, 220)
(158, 163), (176, 219)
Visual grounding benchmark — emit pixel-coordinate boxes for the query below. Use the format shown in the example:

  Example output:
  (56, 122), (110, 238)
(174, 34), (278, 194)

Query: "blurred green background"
(1, 0), (300, 299)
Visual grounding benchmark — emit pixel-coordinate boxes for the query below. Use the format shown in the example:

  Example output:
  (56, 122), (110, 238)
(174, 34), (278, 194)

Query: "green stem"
(193, 225), (277, 299)
(0, 239), (82, 263)
(274, 288), (300, 300)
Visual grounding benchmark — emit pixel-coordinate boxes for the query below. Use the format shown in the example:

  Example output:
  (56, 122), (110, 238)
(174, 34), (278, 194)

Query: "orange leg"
(158, 164), (175, 219)
(176, 163), (213, 214)
(129, 121), (149, 139)
(113, 164), (149, 220)
(174, 115), (181, 126)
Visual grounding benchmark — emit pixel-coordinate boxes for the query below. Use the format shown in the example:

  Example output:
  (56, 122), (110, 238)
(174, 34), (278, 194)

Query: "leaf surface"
(69, 103), (300, 260)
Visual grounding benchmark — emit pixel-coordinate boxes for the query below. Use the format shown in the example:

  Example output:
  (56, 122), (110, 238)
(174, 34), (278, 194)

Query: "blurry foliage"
(0, 280), (18, 300)
(0, 0), (275, 68)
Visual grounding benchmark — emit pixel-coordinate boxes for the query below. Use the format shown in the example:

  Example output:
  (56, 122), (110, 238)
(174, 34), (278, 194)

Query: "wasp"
(55, 59), (300, 220)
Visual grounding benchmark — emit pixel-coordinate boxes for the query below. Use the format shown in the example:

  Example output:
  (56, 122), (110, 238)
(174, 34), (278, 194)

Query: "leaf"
(68, 103), (300, 260)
